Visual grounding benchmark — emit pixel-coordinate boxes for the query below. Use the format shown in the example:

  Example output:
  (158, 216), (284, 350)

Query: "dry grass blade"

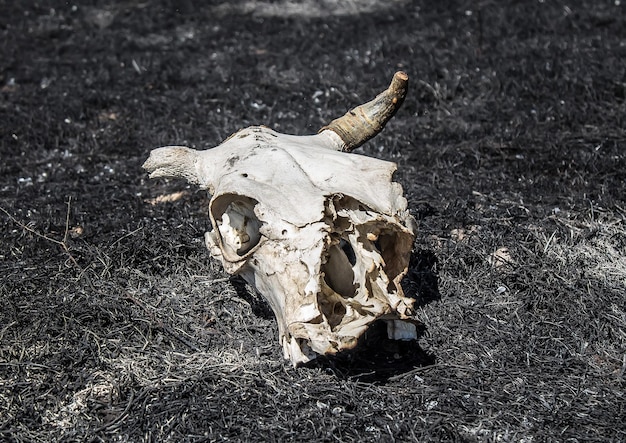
(0, 199), (81, 270)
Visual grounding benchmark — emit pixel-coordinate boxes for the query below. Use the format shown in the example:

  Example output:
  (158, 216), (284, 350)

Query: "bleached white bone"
(144, 72), (419, 365)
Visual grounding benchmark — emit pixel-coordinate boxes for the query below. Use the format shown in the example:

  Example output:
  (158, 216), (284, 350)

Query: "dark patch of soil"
(1, 1), (625, 441)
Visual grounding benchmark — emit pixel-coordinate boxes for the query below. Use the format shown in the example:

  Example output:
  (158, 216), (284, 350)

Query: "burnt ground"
(1, 0), (625, 441)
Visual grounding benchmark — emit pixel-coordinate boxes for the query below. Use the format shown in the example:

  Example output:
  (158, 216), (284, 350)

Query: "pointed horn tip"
(390, 71), (409, 96)
(394, 71), (409, 82)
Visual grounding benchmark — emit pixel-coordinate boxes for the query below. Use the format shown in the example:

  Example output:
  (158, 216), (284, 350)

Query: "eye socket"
(213, 196), (262, 256)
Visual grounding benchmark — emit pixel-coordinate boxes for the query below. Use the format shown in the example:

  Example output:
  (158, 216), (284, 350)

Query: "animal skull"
(143, 72), (419, 365)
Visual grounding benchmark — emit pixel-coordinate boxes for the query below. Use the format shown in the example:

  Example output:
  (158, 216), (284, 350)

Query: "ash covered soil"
(1, 1), (625, 441)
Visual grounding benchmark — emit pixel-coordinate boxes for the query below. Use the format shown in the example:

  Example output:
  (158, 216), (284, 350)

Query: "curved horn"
(319, 71), (409, 152)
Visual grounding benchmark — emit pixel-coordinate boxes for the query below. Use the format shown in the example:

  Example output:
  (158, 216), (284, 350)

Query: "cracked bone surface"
(143, 72), (418, 365)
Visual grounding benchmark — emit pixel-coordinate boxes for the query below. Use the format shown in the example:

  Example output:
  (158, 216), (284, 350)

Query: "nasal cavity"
(340, 238), (357, 266)
(322, 241), (357, 298)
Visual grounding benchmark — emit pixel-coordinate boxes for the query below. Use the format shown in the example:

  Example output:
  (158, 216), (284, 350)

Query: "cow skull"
(143, 72), (419, 365)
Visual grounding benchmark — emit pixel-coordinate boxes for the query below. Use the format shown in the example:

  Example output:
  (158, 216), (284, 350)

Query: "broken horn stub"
(144, 72), (418, 366)
(143, 146), (201, 184)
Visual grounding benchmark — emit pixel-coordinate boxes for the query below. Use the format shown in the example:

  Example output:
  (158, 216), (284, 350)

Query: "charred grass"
(1, 1), (625, 441)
